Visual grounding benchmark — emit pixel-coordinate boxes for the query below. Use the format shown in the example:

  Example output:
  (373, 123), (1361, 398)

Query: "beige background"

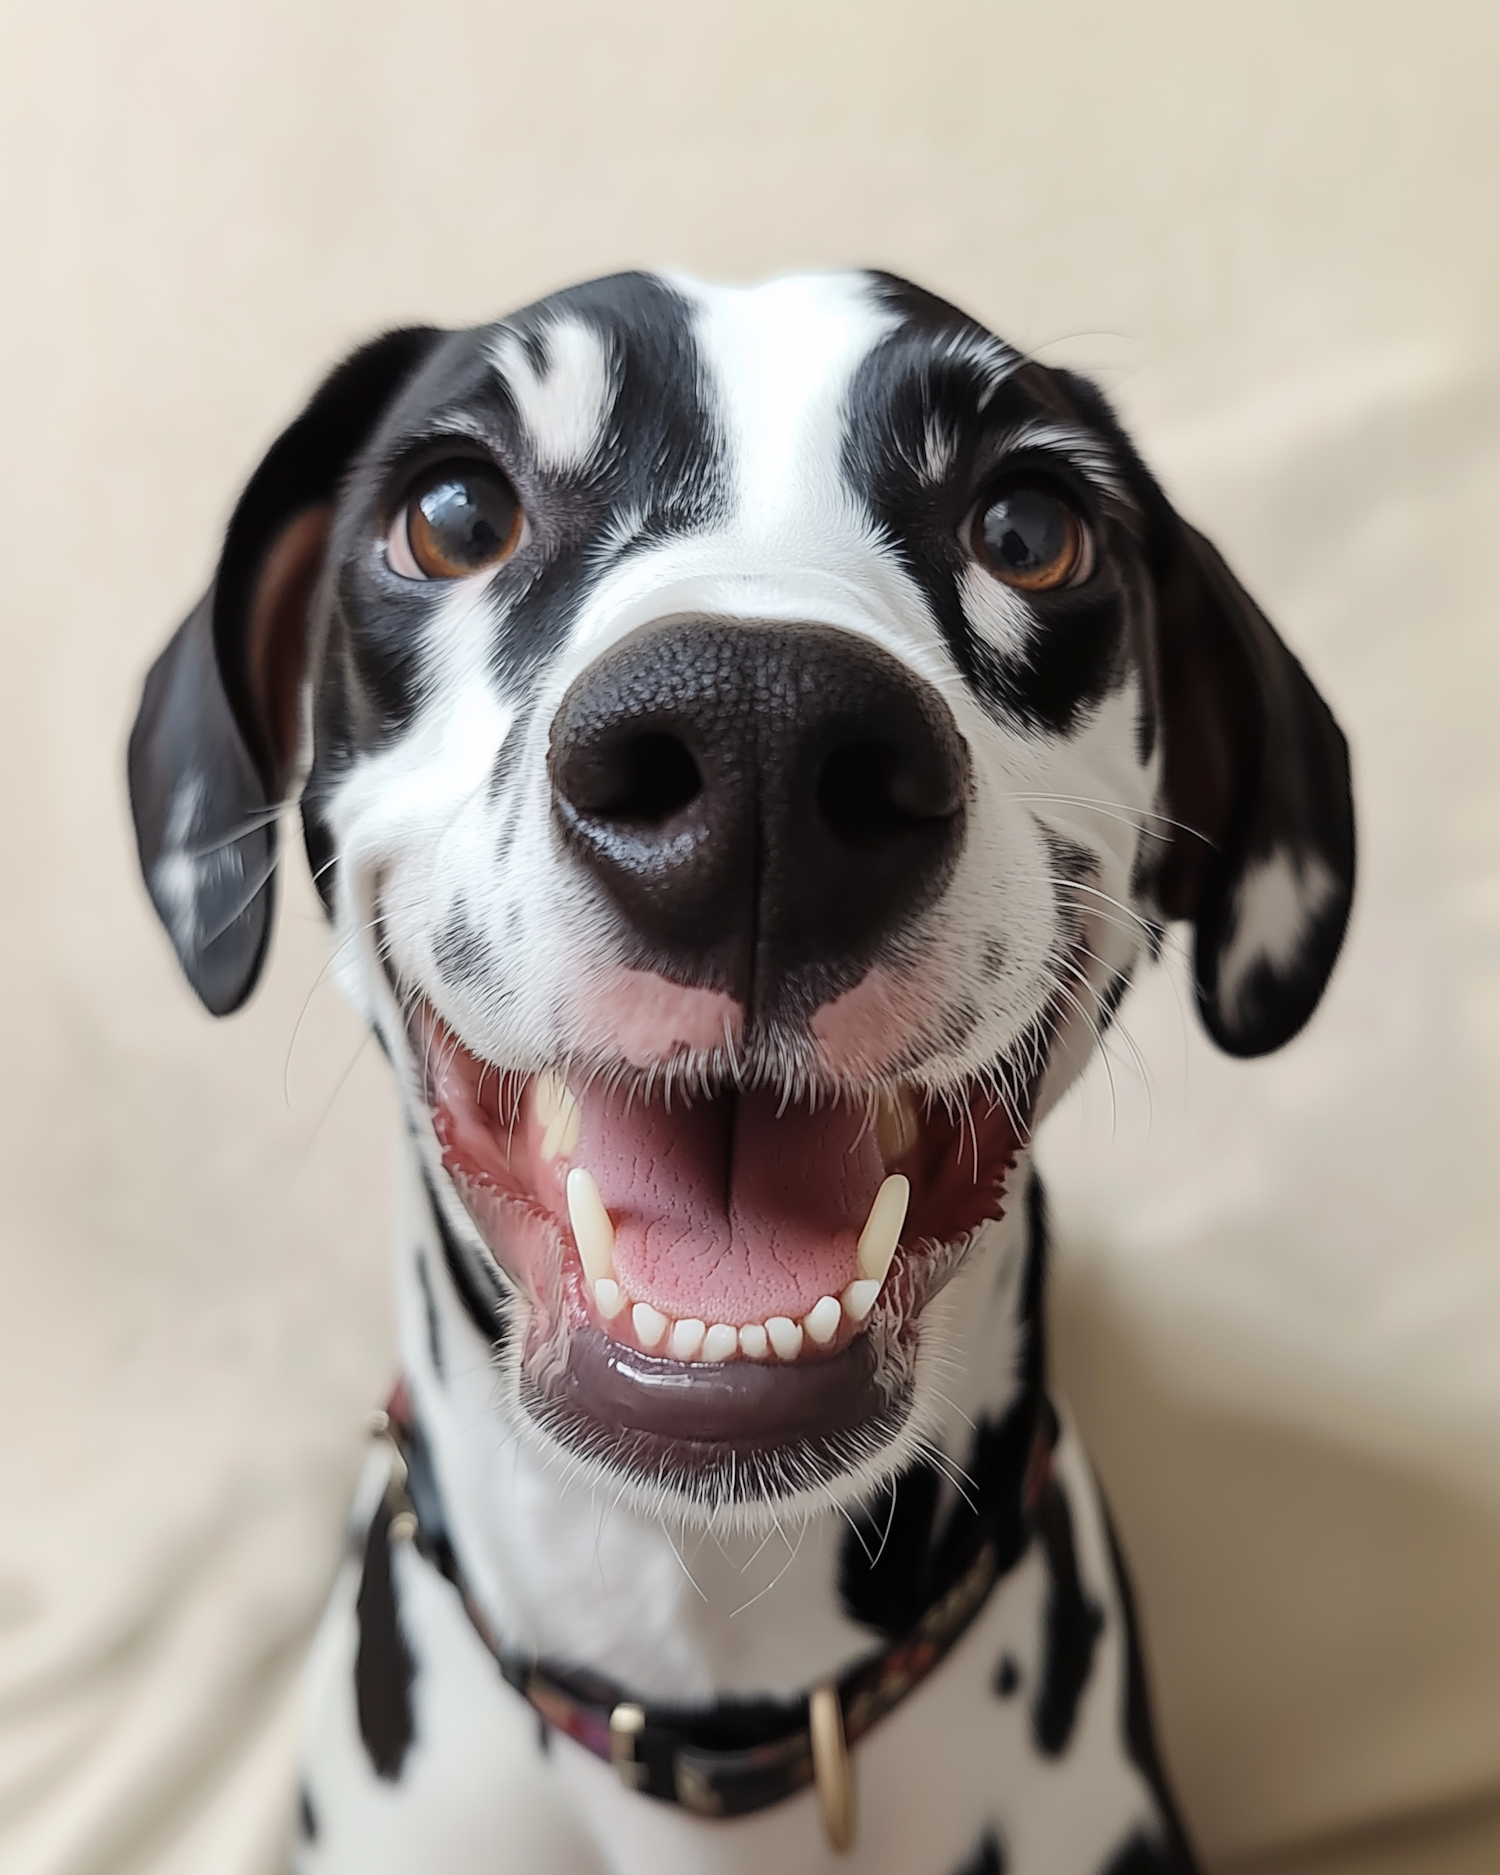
(2, 3), (1499, 1870)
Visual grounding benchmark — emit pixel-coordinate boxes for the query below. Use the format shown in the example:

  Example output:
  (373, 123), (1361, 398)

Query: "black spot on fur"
(1095, 968), (1133, 1031)
(950, 1827), (1006, 1875)
(992, 1653), (1020, 1697)
(1030, 1477), (1104, 1756)
(355, 1499), (416, 1780)
(1103, 1514), (1201, 1870)
(940, 1000), (981, 1050)
(415, 1249), (445, 1380)
(838, 1458), (943, 1634)
(536, 1714), (552, 1755)
(433, 913), (495, 994)
(298, 1785), (318, 1841)
(981, 934), (1008, 979)
(1098, 1830), (1194, 1875)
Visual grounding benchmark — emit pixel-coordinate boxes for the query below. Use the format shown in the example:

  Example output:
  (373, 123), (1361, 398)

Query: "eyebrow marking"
(487, 316), (618, 474)
(989, 419), (1131, 501)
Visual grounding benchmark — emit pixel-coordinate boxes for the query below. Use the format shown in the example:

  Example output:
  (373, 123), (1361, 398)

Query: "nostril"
(817, 742), (961, 849)
(564, 730), (703, 827)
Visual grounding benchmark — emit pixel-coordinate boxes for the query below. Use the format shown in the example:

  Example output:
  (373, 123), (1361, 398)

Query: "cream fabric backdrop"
(2, 3), (1498, 1870)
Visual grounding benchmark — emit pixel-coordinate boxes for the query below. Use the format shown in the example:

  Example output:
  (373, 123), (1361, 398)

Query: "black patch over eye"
(973, 485), (1087, 592)
(398, 461), (522, 579)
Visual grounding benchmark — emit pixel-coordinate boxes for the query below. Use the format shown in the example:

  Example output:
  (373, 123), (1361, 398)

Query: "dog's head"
(129, 272), (1353, 1519)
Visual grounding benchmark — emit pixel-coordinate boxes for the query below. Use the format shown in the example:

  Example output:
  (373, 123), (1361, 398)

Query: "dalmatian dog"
(128, 271), (1354, 1875)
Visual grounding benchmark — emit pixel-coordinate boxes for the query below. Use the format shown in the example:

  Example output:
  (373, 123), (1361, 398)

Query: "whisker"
(181, 795), (302, 860)
(1007, 791), (1214, 847)
(198, 847), (281, 948)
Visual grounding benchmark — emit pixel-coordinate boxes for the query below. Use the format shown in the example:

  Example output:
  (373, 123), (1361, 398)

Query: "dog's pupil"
(420, 473), (513, 566)
(982, 488), (1066, 573)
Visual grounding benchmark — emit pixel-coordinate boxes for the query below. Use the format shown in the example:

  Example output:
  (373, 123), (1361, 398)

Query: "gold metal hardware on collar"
(609, 1701), (649, 1790)
(809, 1682), (855, 1853)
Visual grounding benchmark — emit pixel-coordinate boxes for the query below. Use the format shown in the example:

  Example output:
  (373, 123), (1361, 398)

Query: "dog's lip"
(546, 1316), (884, 1448)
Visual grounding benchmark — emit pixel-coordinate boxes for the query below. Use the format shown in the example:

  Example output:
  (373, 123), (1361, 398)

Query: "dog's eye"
(972, 485), (1088, 592)
(389, 463), (523, 579)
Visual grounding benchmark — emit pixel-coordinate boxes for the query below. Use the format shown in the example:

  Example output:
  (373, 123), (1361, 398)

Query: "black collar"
(374, 1381), (1054, 1850)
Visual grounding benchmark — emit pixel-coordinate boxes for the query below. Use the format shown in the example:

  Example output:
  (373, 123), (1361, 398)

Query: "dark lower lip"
(551, 1317), (887, 1445)
(526, 1317), (914, 1494)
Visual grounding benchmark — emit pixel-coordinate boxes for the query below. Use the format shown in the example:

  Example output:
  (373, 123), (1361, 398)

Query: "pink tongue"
(577, 1087), (886, 1325)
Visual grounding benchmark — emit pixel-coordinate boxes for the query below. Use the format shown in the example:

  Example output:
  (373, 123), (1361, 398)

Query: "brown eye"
(392, 462), (523, 579)
(973, 485), (1087, 591)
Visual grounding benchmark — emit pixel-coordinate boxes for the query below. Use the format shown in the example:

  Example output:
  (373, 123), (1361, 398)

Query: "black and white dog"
(128, 272), (1354, 1875)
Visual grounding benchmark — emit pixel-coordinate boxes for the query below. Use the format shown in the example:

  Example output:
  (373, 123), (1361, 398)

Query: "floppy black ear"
(1147, 512), (1356, 1057)
(128, 327), (441, 1015)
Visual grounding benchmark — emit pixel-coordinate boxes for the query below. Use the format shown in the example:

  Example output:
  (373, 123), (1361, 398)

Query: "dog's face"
(130, 272), (1353, 1520)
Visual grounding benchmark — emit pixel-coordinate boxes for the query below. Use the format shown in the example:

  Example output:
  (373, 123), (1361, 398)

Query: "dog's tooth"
(857, 1174), (910, 1285)
(669, 1318), (706, 1361)
(841, 1279), (881, 1323)
(876, 1087), (919, 1165)
(632, 1302), (668, 1350)
(766, 1316), (803, 1361)
(804, 1295), (841, 1346)
(593, 1277), (626, 1320)
(536, 1071), (582, 1161)
(703, 1324), (739, 1363)
(534, 1070), (562, 1125)
(565, 1167), (616, 1283)
(739, 1323), (770, 1361)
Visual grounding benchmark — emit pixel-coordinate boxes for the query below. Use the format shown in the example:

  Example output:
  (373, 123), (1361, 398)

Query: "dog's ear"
(127, 327), (441, 1015)
(1146, 509), (1356, 1057)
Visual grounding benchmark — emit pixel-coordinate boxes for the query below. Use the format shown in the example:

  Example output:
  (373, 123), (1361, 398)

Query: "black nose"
(548, 622), (969, 1009)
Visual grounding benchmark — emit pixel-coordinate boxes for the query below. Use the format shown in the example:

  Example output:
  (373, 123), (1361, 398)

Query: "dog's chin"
(411, 1000), (1029, 1510)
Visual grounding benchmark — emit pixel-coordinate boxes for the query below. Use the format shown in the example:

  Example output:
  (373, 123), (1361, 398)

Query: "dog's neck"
(392, 1134), (1045, 1706)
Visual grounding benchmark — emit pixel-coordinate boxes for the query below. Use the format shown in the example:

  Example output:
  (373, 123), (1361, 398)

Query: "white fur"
(488, 315), (618, 473)
(1218, 846), (1339, 1021)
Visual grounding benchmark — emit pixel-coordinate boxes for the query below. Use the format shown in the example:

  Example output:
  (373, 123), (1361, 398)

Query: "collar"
(373, 1380), (1054, 1855)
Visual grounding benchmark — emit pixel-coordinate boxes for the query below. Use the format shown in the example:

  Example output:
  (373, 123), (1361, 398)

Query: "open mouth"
(417, 1002), (1030, 1492)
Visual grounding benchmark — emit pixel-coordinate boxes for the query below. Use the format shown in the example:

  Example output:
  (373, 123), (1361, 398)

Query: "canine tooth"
(805, 1295), (841, 1345)
(703, 1324), (739, 1362)
(536, 1071), (581, 1161)
(739, 1323), (770, 1360)
(669, 1318), (707, 1361)
(876, 1087), (919, 1165)
(841, 1279), (881, 1323)
(593, 1277), (626, 1320)
(766, 1316), (803, 1361)
(857, 1174), (909, 1285)
(565, 1167), (616, 1283)
(632, 1302), (668, 1350)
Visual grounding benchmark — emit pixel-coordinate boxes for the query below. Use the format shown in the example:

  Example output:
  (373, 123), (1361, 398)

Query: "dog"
(128, 271), (1354, 1875)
